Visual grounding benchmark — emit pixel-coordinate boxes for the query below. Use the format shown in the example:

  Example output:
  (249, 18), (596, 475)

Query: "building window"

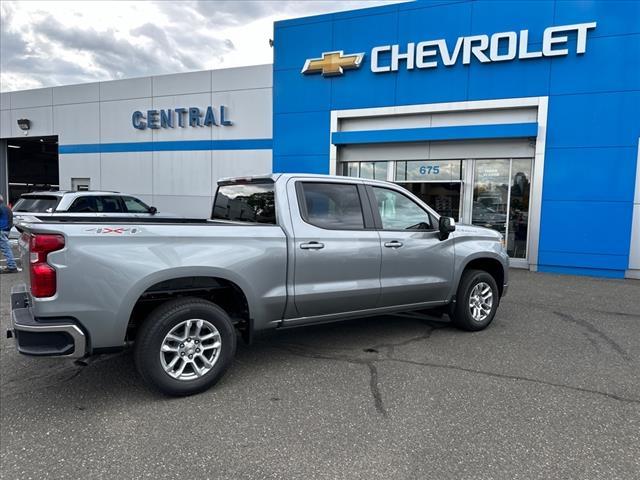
(342, 161), (388, 180)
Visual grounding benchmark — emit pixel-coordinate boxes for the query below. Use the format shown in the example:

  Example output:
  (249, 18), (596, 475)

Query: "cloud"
(0, 0), (402, 92)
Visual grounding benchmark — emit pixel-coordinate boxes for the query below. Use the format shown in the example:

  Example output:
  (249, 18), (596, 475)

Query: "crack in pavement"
(1, 366), (85, 400)
(272, 343), (388, 416)
(554, 311), (632, 362)
(387, 357), (640, 405)
(504, 299), (640, 320)
(270, 319), (640, 416)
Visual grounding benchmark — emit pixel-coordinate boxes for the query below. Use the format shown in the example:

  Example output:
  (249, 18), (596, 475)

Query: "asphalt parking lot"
(1, 269), (639, 480)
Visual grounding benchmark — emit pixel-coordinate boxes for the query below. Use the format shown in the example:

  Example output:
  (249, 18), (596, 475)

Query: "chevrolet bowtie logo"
(301, 51), (365, 77)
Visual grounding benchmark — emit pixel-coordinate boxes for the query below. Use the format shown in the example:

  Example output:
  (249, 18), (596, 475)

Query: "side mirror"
(148, 206), (157, 215)
(438, 216), (456, 240)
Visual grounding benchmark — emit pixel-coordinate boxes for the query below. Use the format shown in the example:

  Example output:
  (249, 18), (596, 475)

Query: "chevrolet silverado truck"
(9, 174), (508, 396)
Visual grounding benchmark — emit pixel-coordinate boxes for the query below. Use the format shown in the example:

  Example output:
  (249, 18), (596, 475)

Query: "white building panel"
(100, 152), (153, 195)
(153, 150), (212, 196)
(100, 76), (153, 102)
(153, 70), (212, 97)
(430, 107), (538, 127)
(53, 82), (100, 105)
(339, 107), (538, 132)
(0, 92), (10, 110)
(0, 110), (11, 138)
(10, 87), (52, 108)
(211, 64), (272, 91)
(58, 153), (101, 190)
(152, 93), (213, 142)
(10, 107), (53, 137)
(152, 194), (212, 218)
(212, 150), (272, 182)
(100, 98), (152, 143)
(53, 103), (100, 144)
(429, 138), (535, 159)
(211, 89), (272, 140)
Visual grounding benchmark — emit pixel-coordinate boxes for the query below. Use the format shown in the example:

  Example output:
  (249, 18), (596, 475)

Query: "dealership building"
(1, 0), (639, 279)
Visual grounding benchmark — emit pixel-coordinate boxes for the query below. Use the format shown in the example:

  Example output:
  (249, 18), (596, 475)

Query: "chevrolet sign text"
(371, 22), (596, 73)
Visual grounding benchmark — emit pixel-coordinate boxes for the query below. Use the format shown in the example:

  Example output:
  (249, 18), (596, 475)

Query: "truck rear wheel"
(134, 297), (237, 396)
(450, 269), (499, 331)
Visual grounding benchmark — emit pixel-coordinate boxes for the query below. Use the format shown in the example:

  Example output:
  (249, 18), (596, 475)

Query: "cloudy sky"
(1, 0), (402, 92)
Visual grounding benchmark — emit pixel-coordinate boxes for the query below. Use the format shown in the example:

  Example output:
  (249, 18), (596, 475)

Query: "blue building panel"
(542, 147), (637, 203)
(538, 200), (633, 256)
(274, 21), (334, 71)
(273, 111), (331, 157)
(549, 34), (640, 95)
(273, 68), (332, 114)
(470, 0), (556, 39)
(273, 0), (640, 278)
(398, 2), (472, 45)
(546, 91), (640, 148)
(553, 0), (640, 38)
(466, 51), (551, 100)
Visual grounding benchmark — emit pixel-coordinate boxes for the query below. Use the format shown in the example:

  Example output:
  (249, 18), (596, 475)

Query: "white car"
(10, 191), (176, 242)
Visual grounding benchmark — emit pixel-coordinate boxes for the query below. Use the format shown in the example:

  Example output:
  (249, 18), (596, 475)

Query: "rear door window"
(299, 182), (365, 230)
(96, 196), (125, 213)
(68, 196), (98, 213)
(12, 196), (60, 213)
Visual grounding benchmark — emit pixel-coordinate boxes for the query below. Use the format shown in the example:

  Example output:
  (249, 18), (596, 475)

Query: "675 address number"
(419, 165), (440, 175)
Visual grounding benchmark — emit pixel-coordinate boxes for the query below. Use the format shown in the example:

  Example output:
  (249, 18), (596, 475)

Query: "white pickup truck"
(10, 174), (508, 396)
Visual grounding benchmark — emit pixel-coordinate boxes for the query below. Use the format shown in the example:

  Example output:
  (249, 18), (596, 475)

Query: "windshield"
(12, 196), (60, 213)
(212, 182), (276, 224)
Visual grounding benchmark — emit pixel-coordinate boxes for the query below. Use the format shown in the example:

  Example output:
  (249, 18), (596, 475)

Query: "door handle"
(300, 241), (325, 250)
(384, 240), (403, 248)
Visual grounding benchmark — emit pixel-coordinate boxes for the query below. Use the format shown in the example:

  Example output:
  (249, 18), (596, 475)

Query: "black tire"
(450, 269), (499, 331)
(134, 297), (237, 396)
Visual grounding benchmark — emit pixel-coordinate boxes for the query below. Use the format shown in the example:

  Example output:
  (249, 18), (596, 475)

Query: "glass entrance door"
(472, 159), (532, 260)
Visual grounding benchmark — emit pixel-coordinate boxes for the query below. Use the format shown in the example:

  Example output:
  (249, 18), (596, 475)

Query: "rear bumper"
(9, 285), (87, 358)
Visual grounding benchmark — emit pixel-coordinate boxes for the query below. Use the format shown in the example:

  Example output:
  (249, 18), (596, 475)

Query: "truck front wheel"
(449, 269), (499, 331)
(134, 297), (237, 396)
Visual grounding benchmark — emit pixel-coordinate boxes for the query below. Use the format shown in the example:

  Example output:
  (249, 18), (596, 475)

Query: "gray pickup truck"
(10, 174), (508, 396)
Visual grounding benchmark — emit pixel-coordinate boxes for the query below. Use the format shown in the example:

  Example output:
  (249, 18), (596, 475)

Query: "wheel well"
(463, 258), (505, 297)
(126, 276), (250, 344)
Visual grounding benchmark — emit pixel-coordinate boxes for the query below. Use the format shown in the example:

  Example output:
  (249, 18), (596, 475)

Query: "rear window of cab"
(12, 196), (61, 213)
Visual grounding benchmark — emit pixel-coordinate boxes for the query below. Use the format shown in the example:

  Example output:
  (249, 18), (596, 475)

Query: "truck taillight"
(29, 234), (65, 298)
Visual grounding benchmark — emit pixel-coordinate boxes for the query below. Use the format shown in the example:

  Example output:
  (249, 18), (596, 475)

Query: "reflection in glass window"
(396, 160), (462, 182)
(507, 159), (532, 259)
(301, 183), (364, 230)
(372, 187), (433, 231)
(341, 161), (388, 180)
(398, 182), (461, 220)
(122, 196), (151, 213)
(359, 162), (388, 180)
(342, 162), (360, 177)
(212, 183), (276, 224)
(472, 160), (510, 236)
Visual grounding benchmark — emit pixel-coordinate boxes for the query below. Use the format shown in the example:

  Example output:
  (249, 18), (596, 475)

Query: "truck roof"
(21, 190), (122, 198)
(217, 173), (394, 188)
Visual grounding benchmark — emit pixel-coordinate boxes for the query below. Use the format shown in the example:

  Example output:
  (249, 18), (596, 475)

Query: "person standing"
(0, 194), (18, 274)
